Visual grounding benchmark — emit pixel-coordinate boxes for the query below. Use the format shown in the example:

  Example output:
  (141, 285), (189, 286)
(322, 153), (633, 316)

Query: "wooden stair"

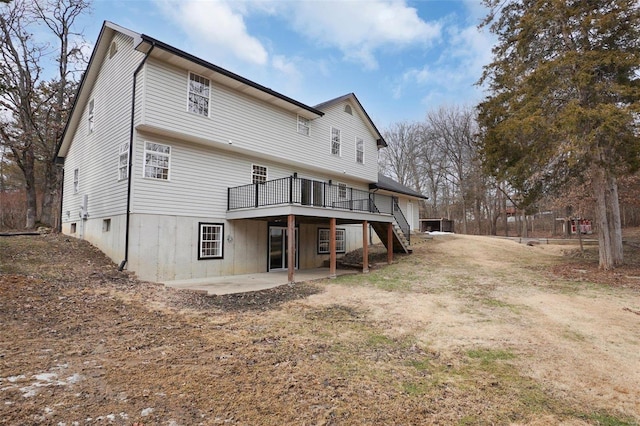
(371, 221), (412, 254)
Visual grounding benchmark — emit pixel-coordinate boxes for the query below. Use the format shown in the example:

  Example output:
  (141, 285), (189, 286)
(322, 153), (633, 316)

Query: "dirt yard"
(1, 232), (639, 425)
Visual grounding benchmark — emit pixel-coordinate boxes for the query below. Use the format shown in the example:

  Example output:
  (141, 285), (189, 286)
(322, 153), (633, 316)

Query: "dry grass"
(1, 233), (639, 425)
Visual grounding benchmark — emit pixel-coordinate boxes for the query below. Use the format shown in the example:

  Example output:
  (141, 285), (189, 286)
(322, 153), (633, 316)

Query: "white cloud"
(392, 13), (495, 107)
(157, 0), (268, 66)
(285, 0), (442, 70)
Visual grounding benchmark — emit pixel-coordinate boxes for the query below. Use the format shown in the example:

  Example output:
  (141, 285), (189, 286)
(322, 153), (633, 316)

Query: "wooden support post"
(362, 220), (369, 274)
(329, 218), (337, 278)
(387, 222), (394, 264)
(288, 214), (295, 284)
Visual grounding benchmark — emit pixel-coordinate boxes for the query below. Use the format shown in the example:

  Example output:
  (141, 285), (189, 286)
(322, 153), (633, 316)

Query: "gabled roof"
(314, 93), (388, 148)
(370, 173), (428, 199)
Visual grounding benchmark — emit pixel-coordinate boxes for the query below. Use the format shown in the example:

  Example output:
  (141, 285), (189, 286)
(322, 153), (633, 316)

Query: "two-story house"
(57, 22), (426, 284)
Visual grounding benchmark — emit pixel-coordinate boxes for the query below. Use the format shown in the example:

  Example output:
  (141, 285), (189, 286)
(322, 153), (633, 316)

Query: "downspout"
(56, 158), (65, 233)
(119, 43), (155, 271)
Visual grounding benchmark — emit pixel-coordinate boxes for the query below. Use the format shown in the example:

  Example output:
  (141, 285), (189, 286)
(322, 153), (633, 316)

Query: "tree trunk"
(40, 160), (61, 228)
(23, 148), (37, 229)
(606, 172), (623, 265)
(593, 166), (623, 269)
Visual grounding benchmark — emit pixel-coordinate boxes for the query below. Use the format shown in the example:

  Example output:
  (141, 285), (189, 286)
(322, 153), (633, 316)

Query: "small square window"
(252, 165), (267, 184)
(103, 219), (111, 232)
(70, 223), (77, 233)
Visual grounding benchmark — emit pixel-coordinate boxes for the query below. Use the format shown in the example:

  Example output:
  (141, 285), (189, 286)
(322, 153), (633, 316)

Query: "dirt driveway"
(1, 233), (639, 425)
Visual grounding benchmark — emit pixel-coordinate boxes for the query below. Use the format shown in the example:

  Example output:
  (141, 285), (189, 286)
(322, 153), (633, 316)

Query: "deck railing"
(228, 176), (395, 215)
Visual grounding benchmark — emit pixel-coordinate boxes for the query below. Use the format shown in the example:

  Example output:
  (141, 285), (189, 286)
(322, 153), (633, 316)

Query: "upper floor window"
(331, 127), (341, 156)
(252, 164), (267, 184)
(188, 72), (210, 117)
(88, 99), (94, 133)
(118, 142), (129, 181)
(297, 115), (310, 136)
(144, 142), (170, 180)
(73, 168), (79, 193)
(356, 137), (364, 164)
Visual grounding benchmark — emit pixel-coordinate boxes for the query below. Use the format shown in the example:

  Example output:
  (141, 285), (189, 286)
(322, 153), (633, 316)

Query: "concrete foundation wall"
(61, 215), (126, 265)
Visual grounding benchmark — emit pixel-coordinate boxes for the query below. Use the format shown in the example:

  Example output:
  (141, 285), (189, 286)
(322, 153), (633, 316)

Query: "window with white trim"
(338, 182), (347, 199)
(88, 99), (94, 133)
(318, 228), (346, 254)
(144, 142), (170, 180)
(73, 168), (79, 193)
(199, 223), (224, 259)
(118, 142), (129, 181)
(297, 115), (310, 136)
(188, 72), (210, 116)
(252, 164), (267, 184)
(331, 127), (341, 156)
(356, 137), (364, 164)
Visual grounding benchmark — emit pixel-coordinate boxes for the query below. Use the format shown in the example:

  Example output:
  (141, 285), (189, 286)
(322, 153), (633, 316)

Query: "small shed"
(420, 218), (454, 233)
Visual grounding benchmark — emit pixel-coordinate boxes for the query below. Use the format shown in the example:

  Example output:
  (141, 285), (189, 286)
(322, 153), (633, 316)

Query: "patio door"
(268, 226), (299, 271)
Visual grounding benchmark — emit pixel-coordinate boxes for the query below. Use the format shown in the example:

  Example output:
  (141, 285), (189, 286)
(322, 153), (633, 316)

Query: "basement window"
(318, 228), (346, 254)
(103, 219), (111, 232)
(70, 223), (77, 234)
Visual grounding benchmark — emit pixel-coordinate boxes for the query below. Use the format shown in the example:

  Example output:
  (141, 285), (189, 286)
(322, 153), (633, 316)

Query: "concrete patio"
(162, 268), (358, 295)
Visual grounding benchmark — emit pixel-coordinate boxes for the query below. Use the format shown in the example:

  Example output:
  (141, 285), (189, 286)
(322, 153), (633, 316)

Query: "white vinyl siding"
(61, 31), (146, 224)
(140, 60), (379, 183)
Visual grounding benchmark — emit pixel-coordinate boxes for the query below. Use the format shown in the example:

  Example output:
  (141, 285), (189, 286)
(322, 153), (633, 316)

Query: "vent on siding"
(344, 104), (352, 115)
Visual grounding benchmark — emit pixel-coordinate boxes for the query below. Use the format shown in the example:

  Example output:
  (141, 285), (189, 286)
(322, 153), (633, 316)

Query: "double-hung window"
(188, 72), (210, 116)
(73, 168), (79, 193)
(199, 223), (224, 259)
(88, 99), (95, 133)
(252, 165), (267, 184)
(118, 142), (129, 181)
(297, 115), (310, 136)
(356, 137), (364, 164)
(331, 127), (341, 156)
(337, 182), (347, 199)
(318, 228), (346, 254)
(144, 142), (170, 180)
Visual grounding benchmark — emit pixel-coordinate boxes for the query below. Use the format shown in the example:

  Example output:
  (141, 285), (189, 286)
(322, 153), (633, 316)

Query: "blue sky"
(75, 0), (494, 129)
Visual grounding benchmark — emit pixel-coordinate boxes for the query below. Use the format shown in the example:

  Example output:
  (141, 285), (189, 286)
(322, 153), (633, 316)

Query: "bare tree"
(0, 0), (89, 229)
